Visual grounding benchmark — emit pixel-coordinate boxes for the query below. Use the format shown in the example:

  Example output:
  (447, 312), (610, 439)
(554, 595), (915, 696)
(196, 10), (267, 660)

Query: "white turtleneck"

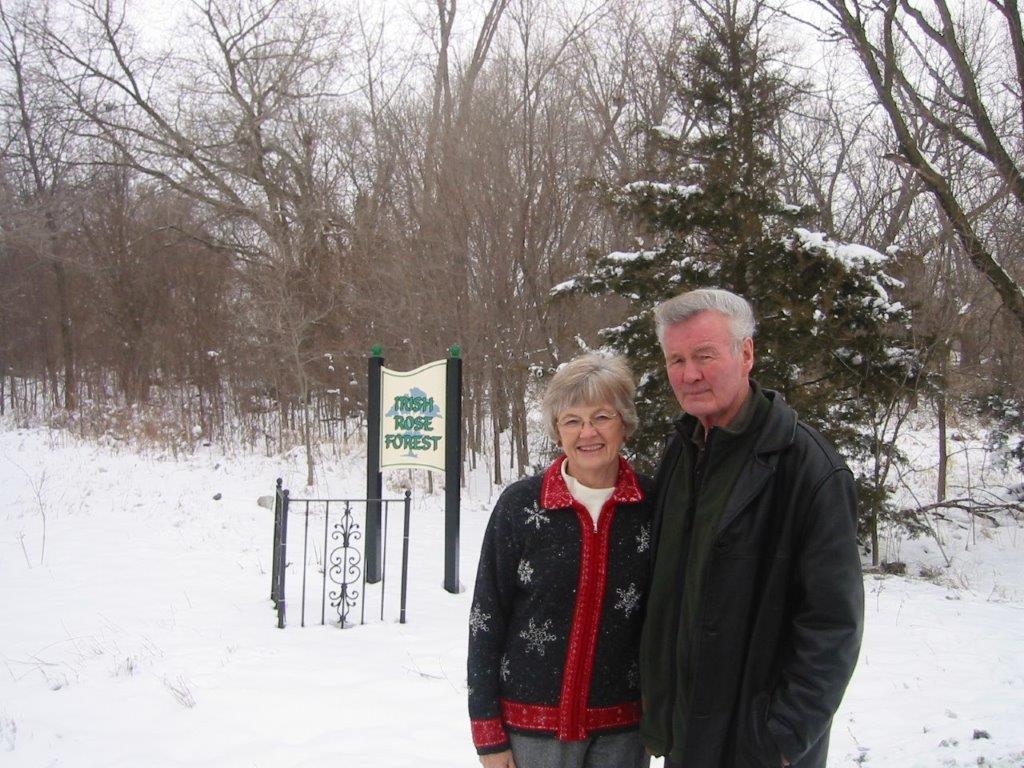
(561, 460), (615, 530)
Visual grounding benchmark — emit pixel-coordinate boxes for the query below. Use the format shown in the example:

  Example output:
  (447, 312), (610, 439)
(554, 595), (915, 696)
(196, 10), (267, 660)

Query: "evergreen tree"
(553, 0), (923, 544)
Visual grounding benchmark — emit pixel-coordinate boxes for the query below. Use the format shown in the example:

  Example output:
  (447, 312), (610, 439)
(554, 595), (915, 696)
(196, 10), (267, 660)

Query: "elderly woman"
(468, 353), (653, 768)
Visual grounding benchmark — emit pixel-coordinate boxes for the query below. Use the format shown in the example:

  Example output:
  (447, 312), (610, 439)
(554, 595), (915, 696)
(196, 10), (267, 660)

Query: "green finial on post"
(449, 344), (461, 358)
(371, 344), (383, 357)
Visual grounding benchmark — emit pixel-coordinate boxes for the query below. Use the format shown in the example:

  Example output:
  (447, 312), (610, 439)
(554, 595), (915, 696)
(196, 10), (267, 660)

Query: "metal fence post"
(276, 489), (290, 628)
(400, 490), (412, 624)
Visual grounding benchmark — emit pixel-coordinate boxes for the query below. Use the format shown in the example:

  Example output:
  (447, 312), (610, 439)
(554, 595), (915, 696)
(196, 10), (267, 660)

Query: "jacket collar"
(753, 388), (798, 454)
(540, 454), (644, 509)
(672, 380), (796, 456)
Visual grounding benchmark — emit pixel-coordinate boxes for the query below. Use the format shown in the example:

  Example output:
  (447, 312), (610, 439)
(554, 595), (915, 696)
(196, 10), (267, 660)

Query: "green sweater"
(640, 384), (771, 760)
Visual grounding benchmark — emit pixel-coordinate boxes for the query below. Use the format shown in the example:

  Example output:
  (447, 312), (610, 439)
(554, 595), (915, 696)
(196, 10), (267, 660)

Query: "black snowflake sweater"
(467, 455), (654, 754)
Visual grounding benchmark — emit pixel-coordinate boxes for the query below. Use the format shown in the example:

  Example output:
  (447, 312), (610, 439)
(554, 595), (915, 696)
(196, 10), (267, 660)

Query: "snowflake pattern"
(615, 583), (641, 618)
(500, 654), (511, 682)
(517, 559), (534, 584)
(522, 501), (550, 530)
(627, 660), (640, 689)
(636, 524), (651, 553)
(469, 605), (491, 638)
(519, 618), (557, 656)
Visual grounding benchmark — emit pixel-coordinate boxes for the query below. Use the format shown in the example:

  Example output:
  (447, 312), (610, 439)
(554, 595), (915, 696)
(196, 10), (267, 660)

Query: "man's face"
(662, 310), (754, 430)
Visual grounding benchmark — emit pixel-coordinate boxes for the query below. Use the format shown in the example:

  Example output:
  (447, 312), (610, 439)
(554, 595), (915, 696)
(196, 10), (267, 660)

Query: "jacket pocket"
(743, 690), (783, 768)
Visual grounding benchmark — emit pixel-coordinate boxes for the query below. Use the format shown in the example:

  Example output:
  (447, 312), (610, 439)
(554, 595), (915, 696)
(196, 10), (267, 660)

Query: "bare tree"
(806, 0), (1024, 333)
(0, 0), (81, 409)
(37, 0), (368, 481)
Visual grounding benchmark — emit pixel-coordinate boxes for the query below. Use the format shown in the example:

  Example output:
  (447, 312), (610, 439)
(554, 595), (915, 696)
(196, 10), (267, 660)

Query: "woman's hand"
(479, 749), (516, 768)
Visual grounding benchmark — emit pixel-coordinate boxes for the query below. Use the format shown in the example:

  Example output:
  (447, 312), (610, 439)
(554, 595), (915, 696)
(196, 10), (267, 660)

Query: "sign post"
(365, 345), (384, 584)
(444, 347), (462, 594)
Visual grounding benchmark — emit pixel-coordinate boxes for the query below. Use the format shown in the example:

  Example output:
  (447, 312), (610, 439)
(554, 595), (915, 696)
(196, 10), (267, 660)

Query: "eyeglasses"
(557, 411), (620, 434)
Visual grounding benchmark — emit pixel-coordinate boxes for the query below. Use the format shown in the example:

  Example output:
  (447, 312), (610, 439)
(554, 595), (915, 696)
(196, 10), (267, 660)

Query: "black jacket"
(641, 389), (864, 767)
(468, 455), (654, 754)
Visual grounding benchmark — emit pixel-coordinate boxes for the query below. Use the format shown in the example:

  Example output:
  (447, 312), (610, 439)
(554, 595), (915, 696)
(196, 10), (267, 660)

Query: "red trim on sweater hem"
(471, 717), (507, 748)
(500, 699), (642, 735)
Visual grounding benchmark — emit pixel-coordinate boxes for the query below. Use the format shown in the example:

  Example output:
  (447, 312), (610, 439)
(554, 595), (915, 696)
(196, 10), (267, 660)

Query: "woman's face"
(556, 402), (626, 487)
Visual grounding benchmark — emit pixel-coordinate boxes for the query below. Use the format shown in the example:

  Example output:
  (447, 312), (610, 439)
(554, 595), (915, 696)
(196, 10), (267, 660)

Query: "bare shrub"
(163, 675), (197, 709)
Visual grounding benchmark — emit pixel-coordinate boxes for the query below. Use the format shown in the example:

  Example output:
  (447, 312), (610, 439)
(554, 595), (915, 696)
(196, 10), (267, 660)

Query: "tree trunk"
(491, 396), (502, 485)
(51, 258), (75, 410)
(37, 313), (55, 411)
(936, 365), (948, 503)
(304, 391), (315, 487)
(870, 509), (879, 567)
(510, 374), (529, 477)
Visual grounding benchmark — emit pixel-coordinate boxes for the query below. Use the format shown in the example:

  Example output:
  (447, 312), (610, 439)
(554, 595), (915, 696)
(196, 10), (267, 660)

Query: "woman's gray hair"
(541, 352), (638, 442)
(654, 288), (756, 349)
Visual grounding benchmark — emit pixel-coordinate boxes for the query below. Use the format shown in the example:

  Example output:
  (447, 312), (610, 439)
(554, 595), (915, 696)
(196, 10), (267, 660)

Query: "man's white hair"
(654, 288), (756, 349)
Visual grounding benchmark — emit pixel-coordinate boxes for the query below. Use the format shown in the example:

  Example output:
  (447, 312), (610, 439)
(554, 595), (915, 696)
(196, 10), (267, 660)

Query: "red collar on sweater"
(539, 454), (643, 509)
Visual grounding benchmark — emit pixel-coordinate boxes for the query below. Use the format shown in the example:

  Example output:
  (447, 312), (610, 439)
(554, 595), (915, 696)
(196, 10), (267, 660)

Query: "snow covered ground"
(1, 421), (1023, 767)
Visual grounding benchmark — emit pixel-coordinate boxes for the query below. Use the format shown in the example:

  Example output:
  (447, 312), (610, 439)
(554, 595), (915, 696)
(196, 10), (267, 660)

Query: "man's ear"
(742, 337), (755, 374)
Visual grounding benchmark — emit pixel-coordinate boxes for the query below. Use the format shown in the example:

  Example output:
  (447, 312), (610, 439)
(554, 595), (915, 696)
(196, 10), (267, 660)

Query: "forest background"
(3, 0), (1024, 565)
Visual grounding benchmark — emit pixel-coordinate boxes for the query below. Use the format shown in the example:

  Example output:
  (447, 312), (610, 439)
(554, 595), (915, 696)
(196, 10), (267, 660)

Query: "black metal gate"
(269, 479), (412, 629)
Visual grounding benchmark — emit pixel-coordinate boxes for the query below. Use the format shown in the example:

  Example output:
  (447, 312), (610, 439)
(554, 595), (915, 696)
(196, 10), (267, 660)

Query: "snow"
(2, 420), (1024, 767)
(792, 227), (886, 268)
(605, 250), (658, 264)
(651, 124), (681, 141)
(621, 181), (702, 198)
(549, 278), (578, 296)
(1, 428), (483, 768)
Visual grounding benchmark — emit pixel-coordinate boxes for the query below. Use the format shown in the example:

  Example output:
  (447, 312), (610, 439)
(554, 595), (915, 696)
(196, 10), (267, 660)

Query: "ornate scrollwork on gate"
(327, 502), (363, 627)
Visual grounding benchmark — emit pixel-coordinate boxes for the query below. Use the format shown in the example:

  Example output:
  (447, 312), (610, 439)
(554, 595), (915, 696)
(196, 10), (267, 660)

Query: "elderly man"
(639, 288), (863, 768)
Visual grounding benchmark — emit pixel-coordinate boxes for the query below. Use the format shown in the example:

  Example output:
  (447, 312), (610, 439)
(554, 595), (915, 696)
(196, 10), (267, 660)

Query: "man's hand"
(480, 749), (516, 768)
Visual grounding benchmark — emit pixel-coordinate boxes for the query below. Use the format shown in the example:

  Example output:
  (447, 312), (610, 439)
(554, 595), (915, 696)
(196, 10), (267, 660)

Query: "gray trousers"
(509, 730), (651, 768)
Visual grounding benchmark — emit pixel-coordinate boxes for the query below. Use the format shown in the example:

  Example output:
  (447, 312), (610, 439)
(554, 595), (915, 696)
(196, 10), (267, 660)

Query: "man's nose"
(682, 363), (702, 383)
